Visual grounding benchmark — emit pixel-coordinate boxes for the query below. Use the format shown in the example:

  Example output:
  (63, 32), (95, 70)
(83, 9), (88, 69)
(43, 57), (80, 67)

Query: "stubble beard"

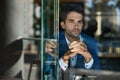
(66, 31), (80, 42)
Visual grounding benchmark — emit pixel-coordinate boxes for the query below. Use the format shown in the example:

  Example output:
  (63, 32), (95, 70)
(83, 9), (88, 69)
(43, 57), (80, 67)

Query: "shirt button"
(85, 65), (88, 67)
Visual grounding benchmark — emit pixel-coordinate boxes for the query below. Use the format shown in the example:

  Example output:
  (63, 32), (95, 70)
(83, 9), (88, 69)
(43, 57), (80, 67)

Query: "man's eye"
(78, 21), (83, 24)
(69, 20), (74, 23)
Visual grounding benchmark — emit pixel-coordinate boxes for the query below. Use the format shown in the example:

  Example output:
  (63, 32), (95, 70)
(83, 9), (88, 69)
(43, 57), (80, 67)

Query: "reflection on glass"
(41, 0), (59, 80)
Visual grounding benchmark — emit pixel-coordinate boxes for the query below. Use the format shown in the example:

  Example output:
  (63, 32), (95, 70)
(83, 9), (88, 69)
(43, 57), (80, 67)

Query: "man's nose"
(74, 22), (79, 28)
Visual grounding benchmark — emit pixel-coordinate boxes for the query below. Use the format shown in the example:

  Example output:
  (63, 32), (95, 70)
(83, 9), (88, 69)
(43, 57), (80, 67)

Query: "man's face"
(61, 11), (84, 38)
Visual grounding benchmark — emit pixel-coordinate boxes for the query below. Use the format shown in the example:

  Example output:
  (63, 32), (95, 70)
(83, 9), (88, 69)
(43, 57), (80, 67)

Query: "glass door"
(41, 0), (59, 80)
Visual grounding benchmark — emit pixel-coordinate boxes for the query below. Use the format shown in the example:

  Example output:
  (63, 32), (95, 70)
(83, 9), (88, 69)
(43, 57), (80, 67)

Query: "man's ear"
(60, 22), (65, 29)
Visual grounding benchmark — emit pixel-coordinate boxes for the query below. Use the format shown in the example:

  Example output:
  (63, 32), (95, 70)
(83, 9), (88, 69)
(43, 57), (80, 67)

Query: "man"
(45, 5), (100, 80)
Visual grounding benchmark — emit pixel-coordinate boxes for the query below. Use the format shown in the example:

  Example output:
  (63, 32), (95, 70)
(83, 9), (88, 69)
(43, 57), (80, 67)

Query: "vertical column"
(0, 0), (32, 79)
(0, 0), (7, 75)
(5, 0), (24, 44)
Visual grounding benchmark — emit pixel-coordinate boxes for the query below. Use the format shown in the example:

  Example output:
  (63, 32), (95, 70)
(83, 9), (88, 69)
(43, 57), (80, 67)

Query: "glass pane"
(84, 0), (120, 72)
(84, 0), (120, 55)
(41, 0), (59, 80)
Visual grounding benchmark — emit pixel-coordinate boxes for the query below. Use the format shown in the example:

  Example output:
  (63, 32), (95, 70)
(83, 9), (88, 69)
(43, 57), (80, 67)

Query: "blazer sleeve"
(81, 33), (100, 70)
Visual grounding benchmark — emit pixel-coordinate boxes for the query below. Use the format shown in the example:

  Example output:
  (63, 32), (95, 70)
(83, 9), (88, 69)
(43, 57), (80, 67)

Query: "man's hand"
(45, 40), (57, 57)
(62, 50), (77, 63)
(69, 40), (92, 63)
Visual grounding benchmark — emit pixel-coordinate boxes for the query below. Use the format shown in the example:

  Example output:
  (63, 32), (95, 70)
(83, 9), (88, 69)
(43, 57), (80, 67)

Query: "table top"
(63, 68), (120, 80)
(0, 76), (22, 80)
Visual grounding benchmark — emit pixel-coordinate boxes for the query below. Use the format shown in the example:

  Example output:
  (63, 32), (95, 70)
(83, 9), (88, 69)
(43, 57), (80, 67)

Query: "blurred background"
(0, 0), (120, 80)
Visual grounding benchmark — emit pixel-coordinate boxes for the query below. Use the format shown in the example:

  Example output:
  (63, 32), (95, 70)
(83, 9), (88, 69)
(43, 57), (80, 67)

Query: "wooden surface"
(99, 53), (120, 58)
(0, 76), (21, 80)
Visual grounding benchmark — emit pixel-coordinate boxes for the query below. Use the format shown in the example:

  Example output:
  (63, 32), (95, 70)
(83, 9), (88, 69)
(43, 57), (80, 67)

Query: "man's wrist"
(84, 58), (94, 69)
(62, 56), (69, 63)
(83, 51), (92, 63)
(59, 58), (68, 71)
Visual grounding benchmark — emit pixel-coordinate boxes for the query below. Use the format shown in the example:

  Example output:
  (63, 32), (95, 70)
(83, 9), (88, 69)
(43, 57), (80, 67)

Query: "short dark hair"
(60, 5), (84, 22)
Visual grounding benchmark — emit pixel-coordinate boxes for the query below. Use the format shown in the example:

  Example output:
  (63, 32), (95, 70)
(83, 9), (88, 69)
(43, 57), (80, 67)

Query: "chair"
(2, 39), (24, 80)
(27, 59), (41, 80)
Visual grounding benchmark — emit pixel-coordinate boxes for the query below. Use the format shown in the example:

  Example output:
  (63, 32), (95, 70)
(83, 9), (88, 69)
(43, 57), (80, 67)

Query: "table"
(0, 76), (22, 80)
(63, 68), (120, 80)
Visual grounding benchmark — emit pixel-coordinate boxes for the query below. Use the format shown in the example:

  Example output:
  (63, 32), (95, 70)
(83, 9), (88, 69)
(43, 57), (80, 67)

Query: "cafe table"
(63, 68), (120, 80)
(0, 76), (22, 80)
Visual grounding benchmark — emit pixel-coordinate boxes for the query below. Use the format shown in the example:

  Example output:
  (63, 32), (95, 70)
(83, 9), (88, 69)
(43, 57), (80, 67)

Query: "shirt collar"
(65, 35), (83, 45)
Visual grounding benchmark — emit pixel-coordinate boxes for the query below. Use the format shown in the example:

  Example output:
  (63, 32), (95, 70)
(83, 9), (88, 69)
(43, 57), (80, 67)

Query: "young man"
(45, 5), (100, 80)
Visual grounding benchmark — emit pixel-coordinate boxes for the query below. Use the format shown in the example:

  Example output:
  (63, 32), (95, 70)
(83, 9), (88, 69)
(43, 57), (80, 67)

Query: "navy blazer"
(45, 31), (100, 75)
(59, 31), (100, 69)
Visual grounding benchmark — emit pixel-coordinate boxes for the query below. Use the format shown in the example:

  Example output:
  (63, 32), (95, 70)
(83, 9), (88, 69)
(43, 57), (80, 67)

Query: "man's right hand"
(62, 49), (77, 64)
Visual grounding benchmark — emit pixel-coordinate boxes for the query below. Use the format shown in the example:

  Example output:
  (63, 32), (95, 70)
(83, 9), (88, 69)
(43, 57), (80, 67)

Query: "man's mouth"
(73, 29), (80, 34)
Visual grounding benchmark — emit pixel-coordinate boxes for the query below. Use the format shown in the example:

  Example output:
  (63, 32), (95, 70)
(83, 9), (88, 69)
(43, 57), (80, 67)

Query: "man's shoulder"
(59, 31), (65, 40)
(81, 33), (98, 48)
(81, 33), (97, 43)
(59, 31), (64, 35)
